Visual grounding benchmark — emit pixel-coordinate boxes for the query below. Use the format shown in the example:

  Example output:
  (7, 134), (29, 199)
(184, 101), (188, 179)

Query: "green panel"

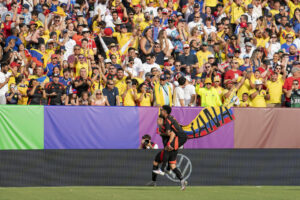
(0, 105), (44, 149)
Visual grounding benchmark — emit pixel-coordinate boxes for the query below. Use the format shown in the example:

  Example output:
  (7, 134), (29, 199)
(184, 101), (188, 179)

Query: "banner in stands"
(1, 106), (300, 149)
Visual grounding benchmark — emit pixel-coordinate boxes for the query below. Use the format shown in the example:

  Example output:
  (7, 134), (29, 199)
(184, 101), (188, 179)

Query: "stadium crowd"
(0, 0), (300, 107)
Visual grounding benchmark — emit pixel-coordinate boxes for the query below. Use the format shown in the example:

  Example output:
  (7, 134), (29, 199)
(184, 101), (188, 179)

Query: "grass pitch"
(0, 186), (300, 200)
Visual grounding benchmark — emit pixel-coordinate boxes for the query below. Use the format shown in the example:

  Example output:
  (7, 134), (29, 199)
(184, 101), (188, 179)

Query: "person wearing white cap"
(240, 42), (254, 59)
(249, 79), (270, 107)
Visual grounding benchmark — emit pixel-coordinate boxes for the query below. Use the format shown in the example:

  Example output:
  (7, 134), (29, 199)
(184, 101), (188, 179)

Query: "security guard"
(45, 73), (66, 105)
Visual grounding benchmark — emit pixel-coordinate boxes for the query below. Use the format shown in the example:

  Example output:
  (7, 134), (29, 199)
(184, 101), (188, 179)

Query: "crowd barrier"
(0, 106), (300, 149)
(1, 149), (300, 186)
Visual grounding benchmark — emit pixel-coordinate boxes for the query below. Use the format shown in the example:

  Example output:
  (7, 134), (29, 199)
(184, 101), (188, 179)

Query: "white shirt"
(188, 21), (202, 32)
(156, 39), (174, 50)
(145, 6), (158, 17)
(240, 47), (254, 59)
(204, 26), (216, 35)
(141, 63), (161, 78)
(293, 38), (300, 50)
(265, 42), (281, 59)
(62, 38), (76, 61)
(166, 27), (177, 37)
(173, 86), (185, 106)
(184, 84), (196, 106)
(253, 4), (262, 18)
(0, 72), (9, 96)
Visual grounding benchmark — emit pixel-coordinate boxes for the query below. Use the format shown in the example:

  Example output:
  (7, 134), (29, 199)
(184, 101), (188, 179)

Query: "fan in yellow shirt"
(196, 78), (222, 107)
(266, 73), (284, 107)
(136, 83), (153, 106)
(230, 1), (246, 24)
(75, 54), (91, 77)
(239, 92), (253, 107)
(223, 76), (245, 108)
(249, 80), (270, 107)
(115, 69), (127, 104)
(122, 78), (137, 106)
(196, 43), (212, 68)
(213, 76), (224, 100)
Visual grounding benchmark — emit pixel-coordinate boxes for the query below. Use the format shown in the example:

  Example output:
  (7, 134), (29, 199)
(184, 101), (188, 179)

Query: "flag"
(30, 49), (44, 66)
(181, 106), (235, 139)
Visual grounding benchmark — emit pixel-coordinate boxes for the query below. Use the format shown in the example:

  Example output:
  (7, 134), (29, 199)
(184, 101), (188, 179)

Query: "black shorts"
(154, 150), (164, 163)
(170, 136), (187, 150)
(154, 150), (178, 164)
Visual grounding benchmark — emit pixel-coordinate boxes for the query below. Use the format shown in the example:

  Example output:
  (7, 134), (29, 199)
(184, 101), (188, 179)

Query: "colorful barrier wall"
(1, 105), (300, 149)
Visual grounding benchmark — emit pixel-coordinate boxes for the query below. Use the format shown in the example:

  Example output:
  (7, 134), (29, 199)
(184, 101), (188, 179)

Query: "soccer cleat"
(153, 169), (165, 176)
(146, 181), (157, 186)
(180, 180), (187, 191)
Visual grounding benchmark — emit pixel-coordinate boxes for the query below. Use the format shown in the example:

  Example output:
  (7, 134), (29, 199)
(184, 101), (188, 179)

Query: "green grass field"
(1, 186), (300, 200)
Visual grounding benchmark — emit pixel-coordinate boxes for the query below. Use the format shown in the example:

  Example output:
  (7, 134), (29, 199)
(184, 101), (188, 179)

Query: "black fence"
(0, 149), (300, 186)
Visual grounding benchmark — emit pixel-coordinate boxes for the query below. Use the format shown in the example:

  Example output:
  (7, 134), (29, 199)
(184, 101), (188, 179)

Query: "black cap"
(194, 3), (200, 8)
(285, 22), (292, 27)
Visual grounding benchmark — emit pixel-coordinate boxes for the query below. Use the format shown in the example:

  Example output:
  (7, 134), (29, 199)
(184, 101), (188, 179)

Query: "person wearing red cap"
(223, 74), (246, 107)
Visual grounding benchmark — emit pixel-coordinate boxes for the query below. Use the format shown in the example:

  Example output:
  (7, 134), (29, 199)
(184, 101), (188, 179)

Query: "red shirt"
(224, 69), (242, 80)
(283, 76), (300, 102)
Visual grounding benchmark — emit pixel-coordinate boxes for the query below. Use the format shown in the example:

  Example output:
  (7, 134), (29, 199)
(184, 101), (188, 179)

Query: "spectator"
(122, 77), (137, 106)
(184, 76), (196, 107)
(0, 62), (10, 104)
(154, 74), (173, 106)
(45, 74), (66, 105)
(266, 72), (285, 107)
(173, 76), (186, 107)
(103, 79), (120, 106)
(27, 79), (46, 105)
(65, 89), (79, 106)
(250, 80), (270, 107)
(239, 93), (252, 107)
(90, 89), (110, 106)
(286, 79), (300, 107)
(5, 83), (21, 104)
(196, 78), (222, 107)
(139, 134), (158, 149)
(136, 82), (153, 106)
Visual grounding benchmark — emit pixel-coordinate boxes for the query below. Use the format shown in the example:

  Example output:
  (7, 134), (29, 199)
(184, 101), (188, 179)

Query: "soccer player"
(155, 105), (188, 190)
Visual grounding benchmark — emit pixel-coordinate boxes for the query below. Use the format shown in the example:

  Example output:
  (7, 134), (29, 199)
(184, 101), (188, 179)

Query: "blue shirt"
(45, 63), (59, 77)
(5, 36), (22, 51)
(103, 87), (119, 106)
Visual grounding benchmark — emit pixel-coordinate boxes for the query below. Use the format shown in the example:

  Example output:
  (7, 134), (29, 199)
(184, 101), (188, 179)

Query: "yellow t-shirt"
(223, 87), (238, 108)
(123, 88), (136, 106)
(113, 32), (132, 49)
(75, 62), (89, 77)
(269, 9), (279, 16)
(196, 87), (222, 107)
(17, 82), (29, 105)
(115, 77), (127, 103)
(266, 78), (284, 104)
(91, 80), (103, 95)
(256, 37), (270, 48)
(239, 100), (252, 107)
(133, 13), (145, 25)
(137, 93), (152, 106)
(230, 3), (245, 24)
(196, 50), (212, 68)
(80, 49), (94, 58)
(288, 1), (300, 18)
(215, 86), (224, 100)
(139, 21), (151, 32)
(280, 30), (296, 44)
(92, 20), (101, 34)
(206, 0), (218, 7)
(250, 89), (267, 107)
(237, 78), (251, 100)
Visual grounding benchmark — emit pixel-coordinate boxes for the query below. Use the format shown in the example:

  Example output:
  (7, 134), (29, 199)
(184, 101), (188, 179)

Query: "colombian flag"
(30, 49), (44, 66)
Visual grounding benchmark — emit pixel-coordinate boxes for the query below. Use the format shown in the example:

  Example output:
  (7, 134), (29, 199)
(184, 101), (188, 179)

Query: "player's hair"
(162, 105), (172, 114)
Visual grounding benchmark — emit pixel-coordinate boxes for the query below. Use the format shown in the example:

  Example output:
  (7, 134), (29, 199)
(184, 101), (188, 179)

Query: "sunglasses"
(175, 65), (180, 67)
(96, 93), (102, 95)
(206, 83), (212, 85)
(107, 83), (114, 85)
(126, 81), (132, 84)
(111, 57), (116, 59)
(154, 46), (160, 48)
(109, 68), (115, 70)
(146, 59), (151, 61)
(79, 57), (84, 59)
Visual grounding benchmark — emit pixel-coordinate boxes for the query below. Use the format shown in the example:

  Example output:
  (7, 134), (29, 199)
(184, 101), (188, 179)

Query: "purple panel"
(138, 107), (162, 148)
(44, 106), (140, 149)
(139, 107), (234, 149)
